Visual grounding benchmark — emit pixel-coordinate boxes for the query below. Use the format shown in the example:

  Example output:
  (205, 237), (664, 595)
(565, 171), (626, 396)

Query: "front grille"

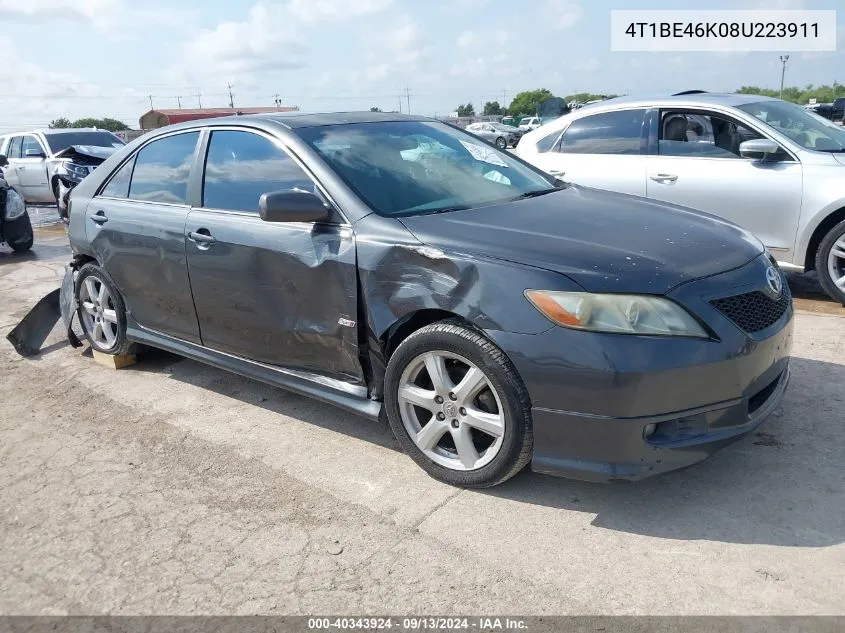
(711, 284), (791, 334)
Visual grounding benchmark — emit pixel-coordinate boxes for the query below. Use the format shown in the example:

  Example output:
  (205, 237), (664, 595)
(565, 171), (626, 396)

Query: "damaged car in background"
(23, 111), (792, 488)
(0, 129), (125, 221)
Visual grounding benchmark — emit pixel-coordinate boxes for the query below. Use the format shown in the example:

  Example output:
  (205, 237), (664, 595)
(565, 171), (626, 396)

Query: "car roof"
(573, 92), (780, 114)
(1, 127), (111, 137)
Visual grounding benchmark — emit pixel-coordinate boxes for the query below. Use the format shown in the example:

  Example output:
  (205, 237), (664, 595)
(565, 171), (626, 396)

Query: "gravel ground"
(0, 226), (843, 615)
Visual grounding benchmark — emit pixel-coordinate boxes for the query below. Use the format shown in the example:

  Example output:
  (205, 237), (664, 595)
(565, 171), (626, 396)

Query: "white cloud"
(287, 0), (392, 22)
(0, 0), (194, 31)
(543, 0), (583, 29)
(450, 58), (488, 79)
(574, 58), (600, 73)
(457, 31), (476, 49)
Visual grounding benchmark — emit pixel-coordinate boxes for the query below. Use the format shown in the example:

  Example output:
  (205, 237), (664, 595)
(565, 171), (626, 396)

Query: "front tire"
(384, 321), (533, 488)
(76, 263), (134, 355)
(6, 210), (33, 252)
(815, 219), (845, 305)
(495, 136), (507, 150)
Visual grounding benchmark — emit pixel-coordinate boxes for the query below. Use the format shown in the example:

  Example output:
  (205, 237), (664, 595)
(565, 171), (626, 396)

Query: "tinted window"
(535, 129), (562, 153)
(558, 109), (645, 155)
(128, 132), (199, 204)
(298, 120), (555, 217)
(7, 137), (21, 159)
(100, 158), (135, 199)
(202, 131), (316, 213)
(659, 111), (762, 158)
(44, 132), (125, 154)
(21, 136), (44, 157)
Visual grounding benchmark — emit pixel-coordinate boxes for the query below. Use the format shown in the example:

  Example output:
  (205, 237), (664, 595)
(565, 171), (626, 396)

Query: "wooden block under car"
(92, 349), (137, 369)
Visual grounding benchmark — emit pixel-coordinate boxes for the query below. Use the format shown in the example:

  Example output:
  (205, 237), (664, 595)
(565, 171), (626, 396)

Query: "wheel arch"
(380, 309), (476, 361)
(803, 205), (845, 271)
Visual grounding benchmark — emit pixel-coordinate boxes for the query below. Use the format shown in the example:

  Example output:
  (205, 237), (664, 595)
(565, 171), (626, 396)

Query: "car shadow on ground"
(130, 346), (402, 452)
(485, 355), (845, 547)
(124, 346), (845, 548)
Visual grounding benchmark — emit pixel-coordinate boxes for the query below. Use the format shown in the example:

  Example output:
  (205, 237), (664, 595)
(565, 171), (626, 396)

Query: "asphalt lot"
(1, 225), (843, 615)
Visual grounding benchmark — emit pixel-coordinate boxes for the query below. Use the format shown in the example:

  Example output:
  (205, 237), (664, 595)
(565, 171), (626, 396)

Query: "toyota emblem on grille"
(765, 266), (783, 298)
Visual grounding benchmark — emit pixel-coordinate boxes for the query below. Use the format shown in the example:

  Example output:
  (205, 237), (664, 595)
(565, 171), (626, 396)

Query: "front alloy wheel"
(79, 275), (120, 350)
(384, 320), (533, 488)
(816, 219), (845, 305)
(398, 351), (505, 471)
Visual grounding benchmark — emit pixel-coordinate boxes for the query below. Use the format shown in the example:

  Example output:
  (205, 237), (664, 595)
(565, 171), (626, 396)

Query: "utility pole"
(197, 92), (203, 108)
(405, 87), (411, 114)
(148, 94), (154, 110)
(227, 83), (235, 109)
(176, 96), (182, 109)
(502, 89), (507, 110)
(274, 94), (282, 107)
(398, 95), (403, 113)
(779, 55), (790, 99)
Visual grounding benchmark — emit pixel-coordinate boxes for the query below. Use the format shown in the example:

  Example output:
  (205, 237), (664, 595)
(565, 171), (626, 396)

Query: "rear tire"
(7, 209), (33, 252)
(815, 219), (845, 305)
(384, 320), (533, 488)
(495, 136), (507, 149)
(75, 263), (134, 355)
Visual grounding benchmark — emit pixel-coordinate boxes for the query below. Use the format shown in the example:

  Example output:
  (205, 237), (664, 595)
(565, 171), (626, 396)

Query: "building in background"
(139, 106), (299, 130)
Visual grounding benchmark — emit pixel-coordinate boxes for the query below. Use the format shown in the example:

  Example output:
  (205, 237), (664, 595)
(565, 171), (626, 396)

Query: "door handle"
(188, 230), (217, 247)
(90, 211), (108, 225)
(549, 169), (566, 176)
(650, 173), (678, 183)
(17, 165), (25, 171)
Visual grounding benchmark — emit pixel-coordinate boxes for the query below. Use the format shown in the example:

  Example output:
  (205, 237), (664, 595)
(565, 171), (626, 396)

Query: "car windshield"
(297, 120), (556, 217)
(737, 100), (845, 152)
(44, 132), (125, 154)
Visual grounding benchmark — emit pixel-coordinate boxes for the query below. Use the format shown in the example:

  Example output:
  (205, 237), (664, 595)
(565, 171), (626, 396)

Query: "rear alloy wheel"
(76, 263), (133, 355)
(816, 219), (845, 305)
(495, 136), (507, 150)
(384, 321), (533, 488)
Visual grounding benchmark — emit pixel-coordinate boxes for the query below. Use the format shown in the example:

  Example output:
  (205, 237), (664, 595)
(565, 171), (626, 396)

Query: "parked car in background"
(0, 129), (125, 217)
(812, 97), (845, 123)
(64, 111), (791, 487)
(518, 117), (541, 131)
(465, 122), (523, 148)
(517, 92), (845, 304)
(0, 154), (33, 252)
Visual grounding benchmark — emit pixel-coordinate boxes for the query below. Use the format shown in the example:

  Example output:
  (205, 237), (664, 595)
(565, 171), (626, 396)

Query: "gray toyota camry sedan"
(64, 112), (792, 487)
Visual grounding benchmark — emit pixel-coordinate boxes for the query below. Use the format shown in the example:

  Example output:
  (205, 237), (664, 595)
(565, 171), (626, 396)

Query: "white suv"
(0, 128), (124, 204)
(516, 93), (845, 304)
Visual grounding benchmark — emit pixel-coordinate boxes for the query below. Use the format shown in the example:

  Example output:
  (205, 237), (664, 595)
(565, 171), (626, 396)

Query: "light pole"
(779, 55), (790, 100)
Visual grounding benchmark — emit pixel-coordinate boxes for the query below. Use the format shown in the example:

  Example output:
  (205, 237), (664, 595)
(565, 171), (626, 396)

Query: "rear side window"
(202, 130), (315, 213)
(128, 132), (199, 204)
(558, 109), (646, 155)
(100, 158), (135, 199)
(535, 129), (562, 152)
(8, 137), (22, 159)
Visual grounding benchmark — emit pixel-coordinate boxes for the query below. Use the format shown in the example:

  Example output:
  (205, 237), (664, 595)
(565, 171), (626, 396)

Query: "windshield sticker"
(459, 140), (509, 167)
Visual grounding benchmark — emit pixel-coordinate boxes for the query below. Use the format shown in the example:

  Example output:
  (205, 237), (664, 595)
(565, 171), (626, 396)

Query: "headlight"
(64, 163), (90, 182)
(525, 290), (709, 338)
(4, 188), (26, 221)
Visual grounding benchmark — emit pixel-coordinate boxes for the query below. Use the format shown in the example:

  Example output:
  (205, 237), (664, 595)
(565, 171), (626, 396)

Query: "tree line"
(736, 82), (845, 104)
(49, 117), (130, 132)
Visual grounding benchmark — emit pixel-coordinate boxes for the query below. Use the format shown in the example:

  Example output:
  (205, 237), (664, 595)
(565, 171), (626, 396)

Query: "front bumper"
(488, 255), (794, 482)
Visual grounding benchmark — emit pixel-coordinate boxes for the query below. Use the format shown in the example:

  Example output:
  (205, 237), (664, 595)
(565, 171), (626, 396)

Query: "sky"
(0, 0), (842, 131)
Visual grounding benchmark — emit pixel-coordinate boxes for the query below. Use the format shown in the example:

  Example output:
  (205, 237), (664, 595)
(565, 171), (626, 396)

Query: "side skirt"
(127, 325), (382, 422)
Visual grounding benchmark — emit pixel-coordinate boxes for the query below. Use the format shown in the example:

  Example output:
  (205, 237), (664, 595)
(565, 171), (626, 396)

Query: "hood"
(53, 145), (119, 162)
(399, 186), (764, 294)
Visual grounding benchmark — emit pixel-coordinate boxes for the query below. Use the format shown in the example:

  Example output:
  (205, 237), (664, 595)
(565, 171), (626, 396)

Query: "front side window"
(128, 132), (199, 204)
(21, 136), (44, 157)
(202, 130), (316, 213)
(737, 100), (845, 152)
(659, 110), (761, 158)
(558, 109), (646, 155)
(297, 120), (555, 217)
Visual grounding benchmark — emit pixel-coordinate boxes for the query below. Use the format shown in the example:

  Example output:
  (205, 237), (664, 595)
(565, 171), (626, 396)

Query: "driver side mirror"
(259, 190), (331, 223)
(739, 139), (781, 161)
(24, 149), (46, 159)
(0, 154), (7, 167)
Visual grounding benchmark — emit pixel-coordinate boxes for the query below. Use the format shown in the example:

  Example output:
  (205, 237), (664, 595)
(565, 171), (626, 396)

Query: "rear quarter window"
(128, 132), (199, 204)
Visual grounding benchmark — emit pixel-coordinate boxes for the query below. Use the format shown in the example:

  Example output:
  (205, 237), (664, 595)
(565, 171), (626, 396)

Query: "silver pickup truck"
(0, 129), (125, 214)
